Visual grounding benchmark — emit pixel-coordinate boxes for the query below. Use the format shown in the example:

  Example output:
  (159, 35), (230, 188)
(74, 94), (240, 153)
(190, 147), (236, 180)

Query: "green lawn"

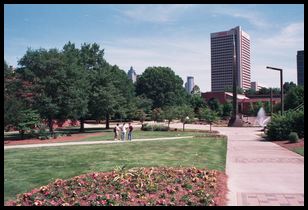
(292, 147), (304, 156)
(4, 132), (227, 203)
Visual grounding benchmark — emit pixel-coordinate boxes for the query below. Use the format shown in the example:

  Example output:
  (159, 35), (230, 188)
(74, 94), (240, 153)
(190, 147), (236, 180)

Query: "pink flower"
(34, 200), (43, 206)
(188, 190), (193, 193)
(100, 200), (107, 205)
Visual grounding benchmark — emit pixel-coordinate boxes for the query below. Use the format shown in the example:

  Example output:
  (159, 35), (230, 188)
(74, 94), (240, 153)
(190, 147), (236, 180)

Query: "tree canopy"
(135, 66), (188, 108)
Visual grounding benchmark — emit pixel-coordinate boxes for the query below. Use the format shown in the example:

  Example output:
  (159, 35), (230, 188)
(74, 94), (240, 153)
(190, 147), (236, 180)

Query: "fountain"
(255, 107), (271, 128)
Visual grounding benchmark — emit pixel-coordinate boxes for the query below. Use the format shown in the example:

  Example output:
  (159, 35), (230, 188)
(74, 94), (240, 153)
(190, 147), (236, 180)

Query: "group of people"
(114, 122), (134, 141)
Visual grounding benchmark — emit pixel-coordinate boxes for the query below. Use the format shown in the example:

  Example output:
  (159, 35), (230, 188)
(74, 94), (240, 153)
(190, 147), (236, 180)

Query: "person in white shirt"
(121, 123), (128, 141)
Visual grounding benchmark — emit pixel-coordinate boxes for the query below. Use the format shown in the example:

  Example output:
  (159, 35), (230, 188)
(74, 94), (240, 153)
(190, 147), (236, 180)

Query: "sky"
(4, 4), (304, 92)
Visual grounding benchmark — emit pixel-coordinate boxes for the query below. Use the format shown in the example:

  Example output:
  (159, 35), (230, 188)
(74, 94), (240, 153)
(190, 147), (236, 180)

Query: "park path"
(4, 136), (194, 150)
(211, 127), (304, 206)
(168, 123), (304, 206)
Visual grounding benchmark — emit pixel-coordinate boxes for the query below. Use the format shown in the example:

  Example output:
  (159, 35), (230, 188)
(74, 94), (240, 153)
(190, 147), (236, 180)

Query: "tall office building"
(127, 66), (137, 83)
(185, 76), (194, 94)
(211, 26), (251, 92)
(297, 50), (304, 86)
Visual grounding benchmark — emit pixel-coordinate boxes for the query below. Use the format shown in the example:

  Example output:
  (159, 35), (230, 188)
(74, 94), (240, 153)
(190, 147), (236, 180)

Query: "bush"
(288, 132), (299, 143)
(141, 123), (169, 131)
(266, 110), (304, 140)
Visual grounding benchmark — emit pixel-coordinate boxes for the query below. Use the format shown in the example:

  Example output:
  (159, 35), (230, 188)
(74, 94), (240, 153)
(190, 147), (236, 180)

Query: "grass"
(4, 133), (227, 202)
(292, 147), (304, 156)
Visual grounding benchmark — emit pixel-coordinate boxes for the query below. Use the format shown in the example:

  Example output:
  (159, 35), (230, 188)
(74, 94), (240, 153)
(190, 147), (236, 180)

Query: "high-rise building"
(127, 66), (137, 83)
(210, 26), (251, 92)
(297, 50), (304, 86)
(251, 81), (266, 91)
(185, 76), (194, 94)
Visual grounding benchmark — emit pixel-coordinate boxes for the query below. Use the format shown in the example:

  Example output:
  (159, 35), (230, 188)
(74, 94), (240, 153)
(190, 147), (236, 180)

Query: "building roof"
(225, 92), (249, 100)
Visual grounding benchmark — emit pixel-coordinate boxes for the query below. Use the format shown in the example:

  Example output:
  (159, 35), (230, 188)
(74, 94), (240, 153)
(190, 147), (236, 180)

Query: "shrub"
(288, 132), (299, 143)
(141, 123), (169, 131)
(266, 110), (304, 140)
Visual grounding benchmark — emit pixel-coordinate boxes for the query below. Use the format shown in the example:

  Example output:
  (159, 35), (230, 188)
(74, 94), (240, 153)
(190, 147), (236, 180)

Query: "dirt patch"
(4, 132), (105, 146)
(272, 139), (304, 152)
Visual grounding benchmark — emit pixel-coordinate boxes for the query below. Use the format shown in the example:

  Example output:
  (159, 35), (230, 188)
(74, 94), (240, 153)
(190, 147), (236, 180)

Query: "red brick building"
(201, 92), (281, 114)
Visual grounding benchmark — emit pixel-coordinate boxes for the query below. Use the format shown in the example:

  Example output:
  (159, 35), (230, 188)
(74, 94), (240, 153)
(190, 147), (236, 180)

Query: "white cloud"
(117, 4), (195, 23)
(251, 21), (303, 86)
(211, 5), (269, 28)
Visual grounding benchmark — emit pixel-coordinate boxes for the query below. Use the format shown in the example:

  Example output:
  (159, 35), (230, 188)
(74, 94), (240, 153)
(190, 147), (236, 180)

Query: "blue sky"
(4, 4), (304, 92)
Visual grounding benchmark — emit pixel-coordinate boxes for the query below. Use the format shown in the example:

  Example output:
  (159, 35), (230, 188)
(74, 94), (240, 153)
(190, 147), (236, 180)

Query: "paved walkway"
(168, 123), (304, 206)
(212, 127), (304, 206)
(4, 136), (194, 150)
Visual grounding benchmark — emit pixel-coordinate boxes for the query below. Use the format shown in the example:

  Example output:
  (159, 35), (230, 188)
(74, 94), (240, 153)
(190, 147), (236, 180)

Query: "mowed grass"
(292, 147), (304, 156)
(4, 133), (227, 202)
(79, 130), (205, 142)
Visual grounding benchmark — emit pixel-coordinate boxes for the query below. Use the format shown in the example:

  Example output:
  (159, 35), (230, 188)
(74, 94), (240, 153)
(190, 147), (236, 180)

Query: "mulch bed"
(272, 139), (304, 152)
(4, 132), (105, 146)
(5, 167), (228, 206)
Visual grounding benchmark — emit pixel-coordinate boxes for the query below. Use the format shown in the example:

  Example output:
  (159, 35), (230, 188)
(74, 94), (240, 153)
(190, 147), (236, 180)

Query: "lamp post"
(266, 66), (283, 115)
(228, 32), (242, 127)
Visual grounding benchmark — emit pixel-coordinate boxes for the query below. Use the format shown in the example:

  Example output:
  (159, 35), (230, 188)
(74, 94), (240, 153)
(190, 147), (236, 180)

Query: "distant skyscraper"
(210, 26), (251, 92)
(297, 50), (304, 86)
(251, 81), (266, 91)
(127, 66), (137, 83)
(185, 76), (194, 94)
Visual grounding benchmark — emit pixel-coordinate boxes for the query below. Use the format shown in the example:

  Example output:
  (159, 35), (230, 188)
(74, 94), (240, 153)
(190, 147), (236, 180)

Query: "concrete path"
(4, 136), (194, 150)
(168, 123), (304, 206)
(213, 127), (304, 206)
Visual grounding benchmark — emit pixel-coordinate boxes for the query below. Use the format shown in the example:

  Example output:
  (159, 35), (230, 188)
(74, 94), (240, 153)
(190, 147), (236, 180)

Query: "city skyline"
(4, 4), (304, 92)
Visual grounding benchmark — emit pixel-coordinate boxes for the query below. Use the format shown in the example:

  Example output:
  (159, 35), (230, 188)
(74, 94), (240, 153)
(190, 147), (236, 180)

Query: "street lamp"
(266, 66), (283, 115)
(228, 32), (243, 127)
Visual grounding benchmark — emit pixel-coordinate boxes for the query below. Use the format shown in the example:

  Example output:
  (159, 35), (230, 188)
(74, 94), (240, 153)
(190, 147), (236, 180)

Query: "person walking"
(128, 122), (133, 141)
(114, 123), (120, 141)
(121, 123), (127, 141)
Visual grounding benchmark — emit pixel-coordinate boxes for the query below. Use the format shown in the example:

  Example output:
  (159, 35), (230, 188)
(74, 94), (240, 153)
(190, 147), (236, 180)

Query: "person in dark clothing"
(128, 122), (133, 141)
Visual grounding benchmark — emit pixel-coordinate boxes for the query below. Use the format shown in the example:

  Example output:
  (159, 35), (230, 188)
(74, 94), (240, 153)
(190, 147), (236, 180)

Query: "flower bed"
(5, 167), (227, 206)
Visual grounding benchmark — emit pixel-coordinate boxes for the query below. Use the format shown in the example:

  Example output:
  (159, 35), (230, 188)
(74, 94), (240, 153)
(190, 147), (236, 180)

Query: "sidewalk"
(214, 127), (304, 206)
(4, 136), (194, 150)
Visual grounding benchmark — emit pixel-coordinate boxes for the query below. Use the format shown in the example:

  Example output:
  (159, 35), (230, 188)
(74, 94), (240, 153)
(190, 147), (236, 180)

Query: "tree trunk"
(20, 130), (24, 140)
(48, 117), (54, 133)
(106, 113), (110, 129)
(79, 117), (85, 133)
(210, 123), (212, 132)
(168, 121), (170, 130)
(183, 123), (185, 131)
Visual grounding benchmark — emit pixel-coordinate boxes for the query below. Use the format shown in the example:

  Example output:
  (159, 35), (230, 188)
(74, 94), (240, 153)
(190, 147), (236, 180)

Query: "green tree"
(61, 42), (90, 131)
(190, 94), (206, 116)
(199, 107), (219, 131)
(191, 85), (201, 96)
(283, 81), (297, 94)
(18, 48), (65, 132)
(244, 88), (256, 96)
(16, 109), (41, 139)
(152, 108), (164, 122)
(207, 98), (222, 115)
(222, 102), (232, 118)
(162, 106), (178, 129)
(175, 105), (195, 131)
(135, 109), (147, 126)
(284, 85), (304, 110)
(135, 66), (188, 108)
(77, 42), (108, 131)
